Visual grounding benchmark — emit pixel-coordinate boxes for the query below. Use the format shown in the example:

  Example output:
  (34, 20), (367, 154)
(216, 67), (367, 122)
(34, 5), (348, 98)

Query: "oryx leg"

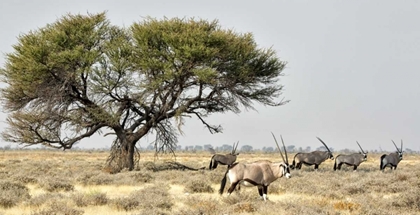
(257, 185), (268, 201)
(353, 165), (358, 171)
(227, 181), (240, 195)
(212, 162), (218, 170)
(297, 162), (302, 169)
(314, 164), (319, 170)
(337, 163), (343, 170)
(263, 185), (268, 201)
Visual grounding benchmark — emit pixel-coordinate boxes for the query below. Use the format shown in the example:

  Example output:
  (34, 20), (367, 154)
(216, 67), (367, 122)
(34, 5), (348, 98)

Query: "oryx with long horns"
(334, 141), (368, 171)
(380, 140), (403, 171)
(209, 141), (239, 170)
(219, 133), (291, 201)
(290, 137), (334, 170)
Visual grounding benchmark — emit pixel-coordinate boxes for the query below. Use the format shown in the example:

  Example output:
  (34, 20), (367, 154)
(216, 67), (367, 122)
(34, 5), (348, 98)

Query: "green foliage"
(0, 12), (287, 170)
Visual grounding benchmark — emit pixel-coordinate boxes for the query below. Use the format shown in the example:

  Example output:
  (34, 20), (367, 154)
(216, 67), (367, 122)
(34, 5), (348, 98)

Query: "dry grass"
(0, 150), (419, 214)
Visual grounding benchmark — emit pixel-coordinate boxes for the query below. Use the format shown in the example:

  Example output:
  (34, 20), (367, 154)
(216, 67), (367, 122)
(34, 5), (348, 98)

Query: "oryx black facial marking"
(334, 141), (368, 171)
(219, 133), (291, 201)
(290, 137), (334, 170)
(209, 141), (239, 170)
(380, 140), (403, 171)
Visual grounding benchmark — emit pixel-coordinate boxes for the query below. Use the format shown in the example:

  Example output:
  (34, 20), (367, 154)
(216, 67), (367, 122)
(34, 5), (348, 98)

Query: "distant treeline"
(1, 144), (418, 154)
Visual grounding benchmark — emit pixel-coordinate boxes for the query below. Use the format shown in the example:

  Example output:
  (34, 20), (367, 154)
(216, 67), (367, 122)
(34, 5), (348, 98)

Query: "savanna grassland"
(0, 149), (419, 215)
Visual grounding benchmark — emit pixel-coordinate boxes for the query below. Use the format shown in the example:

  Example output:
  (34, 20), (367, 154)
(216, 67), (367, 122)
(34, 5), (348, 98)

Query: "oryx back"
(292, 151), (333, 170)
(334, 153), (367, 171)
(209, 154), (237, 170)
(291, 137), (334, 170)
(228, 161), (284, 186)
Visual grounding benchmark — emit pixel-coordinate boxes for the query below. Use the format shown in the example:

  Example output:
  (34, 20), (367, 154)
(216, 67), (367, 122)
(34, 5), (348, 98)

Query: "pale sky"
(0, 1), (419, 152)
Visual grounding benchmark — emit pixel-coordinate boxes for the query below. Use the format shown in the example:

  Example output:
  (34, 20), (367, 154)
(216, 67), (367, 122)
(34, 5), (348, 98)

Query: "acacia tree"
(0, 12), (288, 171)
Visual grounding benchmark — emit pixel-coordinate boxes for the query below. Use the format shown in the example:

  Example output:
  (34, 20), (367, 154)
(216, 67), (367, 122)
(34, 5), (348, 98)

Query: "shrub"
(131, 172), (154, 183)
(184, 180), (214, 193)
(0, 180), (30, 208)
(39, 179), (74, 192)
(111, 184), (173, 211)
(31, 198), (83, 215)
(72, 191), (108, 207)
(25, 193), (64, 208)
(11, 174), (37, 184)
(179, 197), (221, 215)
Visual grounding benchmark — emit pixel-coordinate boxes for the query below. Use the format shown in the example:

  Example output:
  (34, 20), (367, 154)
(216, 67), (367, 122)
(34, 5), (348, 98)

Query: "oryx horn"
(401, 139), (403, 152)
(316, 137), (332, 152)
(356, 141), (366, 154)
(280, 135), (289, 163)
(231, 141), (239, 154)
(391, 140), (401, 153)
(271, 132), (287, 164)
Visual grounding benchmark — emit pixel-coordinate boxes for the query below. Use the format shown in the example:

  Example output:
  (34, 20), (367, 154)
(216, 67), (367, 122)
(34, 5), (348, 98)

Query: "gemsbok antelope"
(219, 133), (291, 201)
(380, 140), (403, 171)
(209, 141), (239, 170)
(290, 137), (334, 170)
(334, 141), (368, 171)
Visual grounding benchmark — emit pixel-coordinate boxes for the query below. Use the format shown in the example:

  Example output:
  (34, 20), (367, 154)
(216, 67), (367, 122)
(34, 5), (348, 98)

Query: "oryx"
(334, 141), (368, 171)
(380, 140), (403, 171)
(209, 141), (239, 170)
(290, 137), (334, 170)
(219, 133), (291, 201)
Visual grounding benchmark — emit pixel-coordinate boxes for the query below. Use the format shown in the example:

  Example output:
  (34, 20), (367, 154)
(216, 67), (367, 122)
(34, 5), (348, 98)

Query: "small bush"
(233, 202), (256, 213)
(112, 185), (173, 211)
(11, 174), (37, 184)
(39, 180), (74, 192)
(131, 172), (154, 183)
(31, 204), (83, 215)
(333, 200), (360, 212)
(86, 172), (116, 185)
(25, 193), (64, 208)
(72, 191), (108, 207)
(179, 197), (221, 215)
(391, 188), (420, 210)
(0, 197), (16, 209)
(184, 180), (214, 193)
(111, 196), (140, 211)
(31, 198), (83, 215)
(0, 181), (30, 208)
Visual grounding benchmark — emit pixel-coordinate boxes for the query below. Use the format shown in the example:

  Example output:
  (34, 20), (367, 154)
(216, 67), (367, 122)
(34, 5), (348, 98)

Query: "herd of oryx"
(211, 133), (404, 201)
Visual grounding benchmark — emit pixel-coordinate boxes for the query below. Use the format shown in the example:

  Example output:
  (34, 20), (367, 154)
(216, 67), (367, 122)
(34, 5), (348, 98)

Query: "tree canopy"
(0, 12), (288, 171)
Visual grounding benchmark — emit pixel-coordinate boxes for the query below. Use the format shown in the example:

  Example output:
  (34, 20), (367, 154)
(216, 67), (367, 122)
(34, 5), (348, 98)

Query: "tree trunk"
(107, 135), (138, 172)
(125, 138), (135, 171)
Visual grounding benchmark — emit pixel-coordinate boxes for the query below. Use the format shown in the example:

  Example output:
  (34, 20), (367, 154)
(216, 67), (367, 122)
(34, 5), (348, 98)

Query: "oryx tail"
(290, 153), (301, 169)
(380, 154), (387, 170)
(219, 162), (237, 194)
